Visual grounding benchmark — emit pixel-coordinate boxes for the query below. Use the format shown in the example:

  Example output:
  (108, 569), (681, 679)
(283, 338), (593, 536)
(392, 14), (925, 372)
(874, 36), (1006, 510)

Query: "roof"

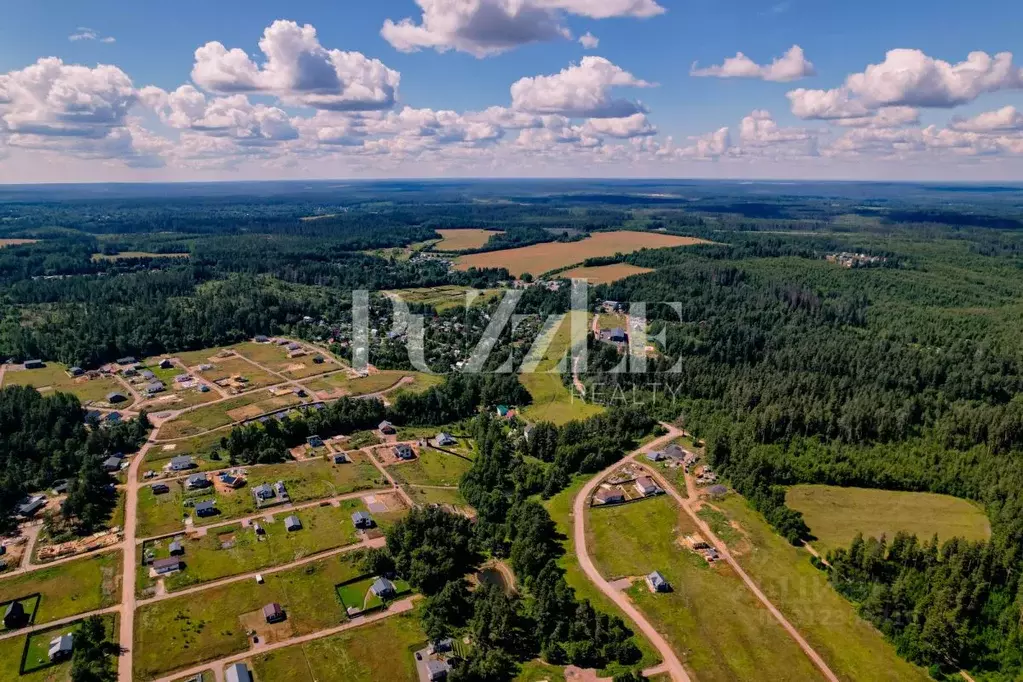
(103, 456), (122, 468)
(426, 660), (451, 678)
(636, 476), (657, 490)
(170, 455), (194, 467)
(194, 500), (216, 512)
(285, 515), (301, 528)
(262, 602), (284, 619)
(378, 420), (394, 429)
(5, 601), (25, 617)
(647, 571), (667, 588)
(49, 634), (73, 656)
(352, 511), (372, 524)
(187, 473), (208, 484)
(168, 540), (183, 552)
(151, 483), (169, 492)
(253, 483), (273, 495)
(153, 557), (181, 570)
(371, 577), (395, 596)
(225, 663), (253, 682)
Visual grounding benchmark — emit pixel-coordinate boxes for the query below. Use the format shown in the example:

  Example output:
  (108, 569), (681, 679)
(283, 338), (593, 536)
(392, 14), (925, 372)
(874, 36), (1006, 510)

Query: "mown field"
(139, 500), (364, 594)
(134, 553), (366, 678)
(558, 263), (654, 284)
(518, 315), (604, 425)
(248, 607), (426, 682)
(388, 447), (474, 487)
(588, 495), (826, 682)
(301, 370), (439, 399)
(385, 285), (501, 312)
(136, 456), (383, 537)
(454, 231), (710, 277)
(154, 390), (304, 440)
(231, 341), (340, 379)
(713, 495), (932, 682)
(0, 551), (121, 626)
(2, 363), (133, 407)
(786, 484), (991, 556)
(433, 228), (501, 251)
(1, 614), (118, 681)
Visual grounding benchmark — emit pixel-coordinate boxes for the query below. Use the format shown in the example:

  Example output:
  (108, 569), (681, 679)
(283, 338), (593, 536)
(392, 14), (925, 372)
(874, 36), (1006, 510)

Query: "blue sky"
(1, 0), (1023, 182)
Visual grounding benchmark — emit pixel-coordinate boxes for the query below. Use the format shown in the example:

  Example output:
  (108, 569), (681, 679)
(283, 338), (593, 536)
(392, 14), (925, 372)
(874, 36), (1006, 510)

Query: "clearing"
(518, 315), (604, 426)
(786, 484), (991, 556)
(559, 263), (654, 284)
(712, 495), (932, 682)
(3, 362), (134, 408)
(90, 251), (189, 261)
(138, 500), (365, 594)
(248, 607), (426, 682)
(301, 370), (435, 400)
(387, 447), (474, 487)
(231, 341), (340, 379)
(0, 551), (121, 625)
(587, 495), (825, 682)
(155, 390), (304, 440)
(433, 228), (502, 251)
(0, 238), (39, 248)
(454, 231), (710, 277)
(133, 553), (367, 678)
(384, 285), (501, 312)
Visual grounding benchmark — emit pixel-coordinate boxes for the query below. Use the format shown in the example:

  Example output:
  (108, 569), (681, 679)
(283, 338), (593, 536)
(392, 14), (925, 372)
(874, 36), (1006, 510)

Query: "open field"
(300, 370), (433, 399)
(385, 285), (502, 312)
(714, 495), (932, 682)
(587, 495), (824, 682)
(134, 553), (366, 678)
(2, 363), (134, 407)
(433, 228), (501, 251)
(0, 238), (39, 248)
(388, 447), (474, 487)
(136, 456), (382, 537)
(559, 263), (654, 284)
(198, 355), (278, 391)
(90, 251), (189, 261)
(248, 607), (426, 682)
(518, 314), (604, 425)
(403, 485), (467, 508)
(155, 390), (304, 440)
(786, 485), (991, 555)
(141, 430), (228, 478)
(542, 477), (659, 676)
(139, 500), (364, 593)
(231, 341), (339, 379)
(0, 551), (121, 625)
(455, 231), (711, 277)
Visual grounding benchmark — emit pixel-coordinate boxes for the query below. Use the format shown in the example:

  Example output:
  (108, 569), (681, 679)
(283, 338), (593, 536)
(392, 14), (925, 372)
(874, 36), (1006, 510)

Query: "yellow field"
(434, 228), (502, 251)
(787, 485), (991, 555)
(455, 231), (710, 277)
(559, 263), (654, 284)
(0, 238), (39, 248)
(90, 251), (189, 261)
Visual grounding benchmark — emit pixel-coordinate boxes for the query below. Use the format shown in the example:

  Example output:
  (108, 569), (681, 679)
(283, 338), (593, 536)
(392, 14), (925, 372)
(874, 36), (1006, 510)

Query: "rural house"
(168, 541), (184, 556)
(393, 444), (415, 461)
(151, 483), (169, 495)
(370, 577), (396, 598)
(646, 450), (665, 462)
(253, 483), (275, 501)
(169, 456), (196, 471)
(594, 488), (625, 505)
(426, 660), (451, 681)
(306, 435), (324, 448)
(152, 557), (182, 575)
(284, 515), (302, 531)
(186, 473), (210, 490)
(18, 495), (46, 517)
(3, 601), (27, 628)
(48, 633), (73, 662)
(646, 571), (670, 593)
(194, 500), (217, 517)
(106, 392), (128, 404)
(429, 638), (453, 655)
(352, 511), (375, 529)
(254, 335), (269, 343)
(332, 453), (350, 464)
(262, 602), (286, 624)
(435, 433), (456, 446)
(379, 420), (396, 435)
(102, 456), (122, 472)
(23, 359), (44, 369)
(634, 476), (660, 497)
(116, 356), (136, 365)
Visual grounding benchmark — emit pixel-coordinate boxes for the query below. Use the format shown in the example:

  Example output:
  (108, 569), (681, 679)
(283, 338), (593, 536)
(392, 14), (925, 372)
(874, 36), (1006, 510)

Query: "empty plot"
(559, 263), (654, 284)
(155, 391), (303, 440)
(786, 485), (991, 556)
(3, 363), (134, 407)
(249, 608), (425, 682)
(587, 495), (825, 682)
(232, 342), (338, 379)
(434, 228), (502, 251)
(0, 551), (122, 626)
(388, 448), (474, 487)
(455, 231), (711, 277)
(385, 285), (501, 312)
(301, 370), (413, 399)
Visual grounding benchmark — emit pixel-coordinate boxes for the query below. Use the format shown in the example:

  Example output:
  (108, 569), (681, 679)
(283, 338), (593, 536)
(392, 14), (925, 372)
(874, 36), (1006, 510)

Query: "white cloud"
(510, 56), (653, 118)
(790, 49), (1023, 121)
(0, 57), (136, 137)
(950, 105), (1023, 133)
(691, 45), (815, 83)
(739, 109), (812, 145)
(141, 85), (298, 144)
(192, 20), (400, 111)
(579, 32), (600, 49)
(583, 112), (655, 138)
(834, 106), (919, 128)
(69, 27), (116, 43)
(381, 0), (661, 57)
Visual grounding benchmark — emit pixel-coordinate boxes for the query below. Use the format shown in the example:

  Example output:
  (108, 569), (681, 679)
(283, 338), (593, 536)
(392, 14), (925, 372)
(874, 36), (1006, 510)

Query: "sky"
(2, 0), (1023, 183)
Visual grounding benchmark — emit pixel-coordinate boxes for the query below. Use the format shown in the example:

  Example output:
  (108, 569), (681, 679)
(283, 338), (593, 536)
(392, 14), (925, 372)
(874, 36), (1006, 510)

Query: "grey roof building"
(186, 473), (210, 489)
(646, 570), (670, 593)
(253, 483), (275, 500)
(285, 515), (302, 531)
(435, 433), (456, 446)
(194, 500), (217, 517)
(102, 456), (122, 472)
(225, 663), (253, 682)
(168, 540), (184, 555)
(426, 660), (451, 681)
(48, 633), (73, 661)
(169, 456), (195, 471)
(352, 511), (375, 529)
(371, 577), (396, 598)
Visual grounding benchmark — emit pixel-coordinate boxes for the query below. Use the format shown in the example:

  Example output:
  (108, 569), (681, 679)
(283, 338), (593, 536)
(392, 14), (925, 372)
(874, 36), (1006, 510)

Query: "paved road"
(637, 460), (841, 682)
(573, 426), (693, 682)
(149, 597), (415, 682)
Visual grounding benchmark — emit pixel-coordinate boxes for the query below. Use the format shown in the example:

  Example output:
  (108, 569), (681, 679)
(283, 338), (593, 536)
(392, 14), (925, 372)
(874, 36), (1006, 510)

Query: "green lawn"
(588, 496), (825, 682)
(518, 373), (604, 425)
(542, 477), (659, 677)
(300, 370), (415, 397)
(0, 551), (121, 625)
(231, 341), (340, 379)
(136, 456), (384, 537)
(140, 500), (364, 593)
(786, 484), (991, 556)
(403, 486), (467, 507)
(155, 391), (304, 440)
(134, 553), (366, 678)
(7, 614), (118, 680)
(248, 608), (426, 682)
(388, 448), (474, 487)
(0, 595), (39, 631)
(715, 495), (932, 682)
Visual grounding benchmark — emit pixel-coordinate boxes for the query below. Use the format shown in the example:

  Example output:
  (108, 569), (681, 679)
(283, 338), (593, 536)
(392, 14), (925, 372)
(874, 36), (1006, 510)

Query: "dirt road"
(572, 426), (692, 682)
(117, 431), (155, 681)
